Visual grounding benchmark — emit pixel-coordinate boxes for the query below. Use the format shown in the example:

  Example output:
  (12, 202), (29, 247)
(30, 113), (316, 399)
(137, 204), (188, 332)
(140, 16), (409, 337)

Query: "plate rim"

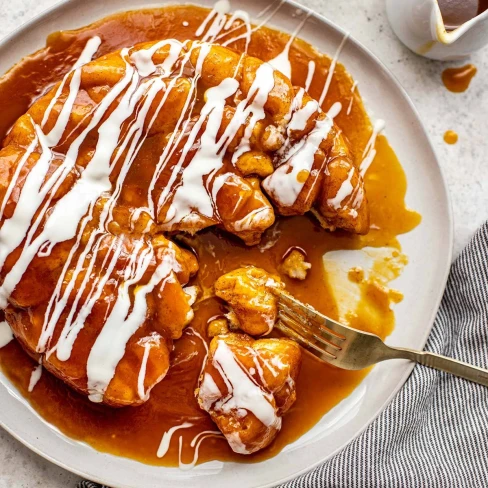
(0, 0), (454, 486)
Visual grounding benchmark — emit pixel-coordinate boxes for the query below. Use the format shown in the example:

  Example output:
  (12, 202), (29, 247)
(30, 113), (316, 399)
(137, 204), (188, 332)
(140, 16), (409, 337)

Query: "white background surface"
(0, 0), (486, 486)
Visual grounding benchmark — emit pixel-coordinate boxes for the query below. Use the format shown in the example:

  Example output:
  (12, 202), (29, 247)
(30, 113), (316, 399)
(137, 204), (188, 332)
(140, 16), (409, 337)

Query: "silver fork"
(274, 288), (488, 387)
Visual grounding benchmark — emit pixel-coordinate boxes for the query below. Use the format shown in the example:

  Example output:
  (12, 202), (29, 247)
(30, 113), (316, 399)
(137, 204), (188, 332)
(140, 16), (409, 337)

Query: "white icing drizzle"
(231, 62), (275, 162)
(41, 36), (101, 136)
(130, 39), (183, 77)
(219, 0), (284, 47)
(183, 286), (199, 306)
(327, 167), (355, 209)
(196, 0), (231, 42)
(162, 76), (240, 225)
(224, 10), (252, 51)
(252, 354), (268, 387)
(263, 102), (342, 207)
(347, 80), (358, 116)
(0, 42), (185, 396)
(199, 372), (222, 410)
(160, 59), (276, 226)
(35, 54), (141, 351)
(137, 341), (152, 400)
(157, 422), (222, 470)
(288, 100), (319, 132)
(268, 355), (284, 377)
(256, 0), (281, 18)
(73, 36), (103, 69)
(28, 362), (43, 393)
(151, 43), (212, 217)
(318, 33), (349, 106)
(268, 13), (310, 79)
(226, 431), (249, 454)
(137, 334), (163, 401)
(0, 320), (13, 348)
(178, 430), (222, 470)
(0, 49), (137, 313)
(211, 340), (280, 429)
(304, 60), (316, 91)
(86, 250), (180, 402)
(360, 119), (386, 177)
(157, 422), (194, 458)
(141, 44), (200, 218)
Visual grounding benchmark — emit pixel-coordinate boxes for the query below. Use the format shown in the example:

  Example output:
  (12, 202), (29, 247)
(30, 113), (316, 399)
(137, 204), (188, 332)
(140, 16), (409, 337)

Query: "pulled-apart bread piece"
(280, 248), (311, 280)
(214, 267), (283, 336)
(196, 333), (301, 454)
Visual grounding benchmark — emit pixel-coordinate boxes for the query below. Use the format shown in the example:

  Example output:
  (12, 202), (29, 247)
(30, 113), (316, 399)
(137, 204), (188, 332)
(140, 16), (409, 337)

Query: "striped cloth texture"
(78, 222), (488, 488)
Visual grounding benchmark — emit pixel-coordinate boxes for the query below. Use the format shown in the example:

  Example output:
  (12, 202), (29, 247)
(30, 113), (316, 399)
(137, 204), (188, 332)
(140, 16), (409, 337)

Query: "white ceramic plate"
(0, 0), (453, 487)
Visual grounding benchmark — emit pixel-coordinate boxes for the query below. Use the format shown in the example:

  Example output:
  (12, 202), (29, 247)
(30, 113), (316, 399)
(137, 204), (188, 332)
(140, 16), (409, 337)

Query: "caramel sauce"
(444, 130), (459, 144)
(439, 0), (488, 30)
(442, 64), (477, 93)
(0, 5), (421, 466)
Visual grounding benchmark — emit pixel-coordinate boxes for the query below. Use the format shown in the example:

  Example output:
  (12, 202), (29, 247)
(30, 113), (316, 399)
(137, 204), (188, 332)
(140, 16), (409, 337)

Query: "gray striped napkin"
(78, 222), (488, 488)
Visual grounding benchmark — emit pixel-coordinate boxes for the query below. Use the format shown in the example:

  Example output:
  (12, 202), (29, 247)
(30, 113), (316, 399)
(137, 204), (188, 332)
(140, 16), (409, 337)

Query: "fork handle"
(383, 346), (488, 387)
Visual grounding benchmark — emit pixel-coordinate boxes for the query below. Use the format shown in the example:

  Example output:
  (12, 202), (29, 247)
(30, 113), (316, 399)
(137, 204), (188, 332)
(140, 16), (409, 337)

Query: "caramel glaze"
(442, 64), (477, 93)
(0, 5), (421, 466)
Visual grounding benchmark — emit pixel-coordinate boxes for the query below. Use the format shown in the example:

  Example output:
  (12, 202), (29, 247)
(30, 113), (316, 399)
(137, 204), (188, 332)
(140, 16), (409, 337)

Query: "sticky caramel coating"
(154, 41), (369, 236)
(214, 267), (283, 336)
(5, 233), (198, 407)
(207, 318), (229, 337)
(261, 90), (369, 233)
(196, 333), (301, 454)
(0, 38), (367, 407)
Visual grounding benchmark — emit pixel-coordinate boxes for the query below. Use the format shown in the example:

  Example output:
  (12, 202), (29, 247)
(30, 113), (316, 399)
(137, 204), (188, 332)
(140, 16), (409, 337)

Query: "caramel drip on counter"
(444, 130), (458, 144)
(442, 64), (477, 93)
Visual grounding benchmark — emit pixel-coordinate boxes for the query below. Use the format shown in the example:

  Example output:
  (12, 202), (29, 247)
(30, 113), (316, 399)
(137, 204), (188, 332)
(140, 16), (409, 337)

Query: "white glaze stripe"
(0, 320), (13, 348)
(360, 119), (386, 177)
(318, 33), (349, 106)
(268, 12), (310, 79)
(28, 363), (43, 392)
(178, 430), (222, 470)
(347, 80), (358, 115)
(86, 250), (180, 402)
(304, 60), (316, 91)
(263, 102), (342, 207)
(212, 340), (280, 428)
(157, 422), (194, 458)
(42, 36), (101, 144)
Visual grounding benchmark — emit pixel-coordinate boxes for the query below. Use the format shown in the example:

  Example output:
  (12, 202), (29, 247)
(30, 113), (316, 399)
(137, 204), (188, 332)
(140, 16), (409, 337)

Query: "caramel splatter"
(444, 130), (458, 144)
(442, 64), (477, 93)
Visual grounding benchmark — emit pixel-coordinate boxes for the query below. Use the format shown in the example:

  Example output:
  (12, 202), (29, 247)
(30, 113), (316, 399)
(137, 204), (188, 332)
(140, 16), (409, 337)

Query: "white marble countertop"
(0, 0), (487, 486)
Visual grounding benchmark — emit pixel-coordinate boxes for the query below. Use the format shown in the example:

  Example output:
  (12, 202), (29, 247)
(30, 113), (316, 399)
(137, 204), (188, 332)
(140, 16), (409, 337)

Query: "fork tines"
(273, 288), (346, 363)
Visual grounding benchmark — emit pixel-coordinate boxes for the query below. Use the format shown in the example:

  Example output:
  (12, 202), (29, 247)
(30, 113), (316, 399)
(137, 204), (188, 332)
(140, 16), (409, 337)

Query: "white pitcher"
(386, 0), (488, 60)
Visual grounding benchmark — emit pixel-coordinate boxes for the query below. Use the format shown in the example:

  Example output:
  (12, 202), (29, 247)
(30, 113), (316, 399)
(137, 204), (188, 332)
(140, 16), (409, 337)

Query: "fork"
(274, 288), (488, 387)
